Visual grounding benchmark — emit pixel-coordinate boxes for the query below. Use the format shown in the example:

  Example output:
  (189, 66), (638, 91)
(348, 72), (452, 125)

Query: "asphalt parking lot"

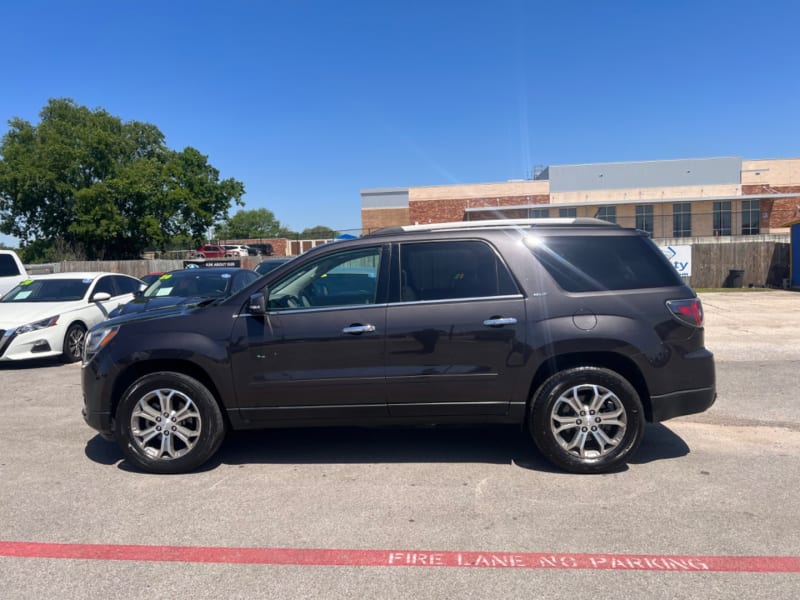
(1, 291), (798, 599)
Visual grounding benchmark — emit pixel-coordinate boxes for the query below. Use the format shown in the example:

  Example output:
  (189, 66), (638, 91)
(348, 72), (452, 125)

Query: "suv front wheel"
(115, 372), (226, 474)
(530, 367), (645, 474)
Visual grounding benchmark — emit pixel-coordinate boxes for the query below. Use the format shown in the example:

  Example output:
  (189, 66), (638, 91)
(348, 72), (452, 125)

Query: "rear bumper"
(649, 386), (717, 422)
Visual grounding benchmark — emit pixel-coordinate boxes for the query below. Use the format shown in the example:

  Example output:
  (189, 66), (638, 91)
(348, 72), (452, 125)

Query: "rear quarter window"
(530, 235), (683, 292)
(0, 254), (21, 277)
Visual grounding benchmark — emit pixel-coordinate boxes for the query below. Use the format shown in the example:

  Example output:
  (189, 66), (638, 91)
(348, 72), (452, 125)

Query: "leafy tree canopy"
(0, 98), (244, 260)
(215, 212), (340, 241)
(215, 207), (284, 240)
(300, 225), (338, 239)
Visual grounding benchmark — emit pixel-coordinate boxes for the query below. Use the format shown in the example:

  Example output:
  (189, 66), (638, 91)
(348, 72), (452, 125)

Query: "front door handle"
(483, 317), (518, 327)
(342, 324), (377, 335)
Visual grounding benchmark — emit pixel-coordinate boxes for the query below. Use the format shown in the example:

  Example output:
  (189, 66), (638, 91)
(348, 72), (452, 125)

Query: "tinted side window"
(112, 275), (141, 295)
(268, 247), (381, 310)
(0, 254), (21, 277)
(93, 276), (115, 297)
(399, 241), (518, 301)
(530, 235), (683, 292)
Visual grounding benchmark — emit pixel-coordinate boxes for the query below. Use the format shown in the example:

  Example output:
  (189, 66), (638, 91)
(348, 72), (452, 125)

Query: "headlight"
(83, 325), (120, 364)
(16, 315), (59, 335)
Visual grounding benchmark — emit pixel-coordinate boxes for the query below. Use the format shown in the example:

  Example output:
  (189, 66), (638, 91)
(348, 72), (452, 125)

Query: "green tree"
(215, 208), (284, 239)
(300, 225), (338, 239)
(0, 98), (244, 260)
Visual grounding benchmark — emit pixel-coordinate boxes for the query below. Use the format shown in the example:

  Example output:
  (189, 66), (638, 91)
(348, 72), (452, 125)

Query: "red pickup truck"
(188, 245), (234, 259)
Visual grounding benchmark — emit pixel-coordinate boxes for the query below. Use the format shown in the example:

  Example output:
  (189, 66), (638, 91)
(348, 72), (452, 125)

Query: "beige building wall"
(742, 158), (800, 186)
(361, 207), (409, 232)
(550, 184), (741, 204)
(693, 203), (715, 237)
(410, 180), (549, 202)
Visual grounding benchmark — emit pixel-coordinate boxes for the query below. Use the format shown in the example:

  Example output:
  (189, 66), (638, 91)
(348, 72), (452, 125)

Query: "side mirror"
(247, 291), (267, 315)
(91, 292), (112, 302)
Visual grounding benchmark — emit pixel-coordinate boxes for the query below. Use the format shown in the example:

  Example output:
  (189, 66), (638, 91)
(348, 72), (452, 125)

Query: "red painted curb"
(1, 541), (799, 573)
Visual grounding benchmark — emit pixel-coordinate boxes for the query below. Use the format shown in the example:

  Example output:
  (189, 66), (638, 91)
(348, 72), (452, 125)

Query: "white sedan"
(0, 272), (142, 363)
(222, 244), (249, 257)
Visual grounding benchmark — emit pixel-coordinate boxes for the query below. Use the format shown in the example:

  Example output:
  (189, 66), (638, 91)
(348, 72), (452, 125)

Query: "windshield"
(144, 271), (233, 298)
(255, 258), (291, 275)
(1, 278), (91, 302)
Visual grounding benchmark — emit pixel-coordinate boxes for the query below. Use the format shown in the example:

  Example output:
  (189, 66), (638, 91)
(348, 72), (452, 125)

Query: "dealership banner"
(660, 245), (691, 277)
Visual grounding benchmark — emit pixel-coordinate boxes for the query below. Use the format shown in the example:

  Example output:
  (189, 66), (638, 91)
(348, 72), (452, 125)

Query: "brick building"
(361, 157), (800, 240)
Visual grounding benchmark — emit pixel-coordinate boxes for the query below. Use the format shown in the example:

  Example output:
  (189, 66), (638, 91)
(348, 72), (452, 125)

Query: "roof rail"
(398, 217), (616, 233)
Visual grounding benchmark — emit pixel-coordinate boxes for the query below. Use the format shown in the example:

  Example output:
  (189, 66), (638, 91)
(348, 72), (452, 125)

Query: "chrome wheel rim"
(67, 327), (85, 359)
(549, 384), (627, 459)
(131, 388), (202, 460)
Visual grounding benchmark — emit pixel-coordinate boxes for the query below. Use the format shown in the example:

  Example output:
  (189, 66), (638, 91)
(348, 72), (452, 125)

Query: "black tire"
(115, 372), (226, 474)
(529, 367), (645, 474)
(62, 323), (86, 363)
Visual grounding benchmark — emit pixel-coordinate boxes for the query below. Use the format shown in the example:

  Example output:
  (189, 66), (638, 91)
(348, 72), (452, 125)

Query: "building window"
(559, 207), (577, 218)
(741, 199), (760, 235)
(673, 203), (691, 237)
(635, 205), (654, 235)
(595, 206), (616, 224)
(713, 201), (732, 236)
(528, 208), (549, 218)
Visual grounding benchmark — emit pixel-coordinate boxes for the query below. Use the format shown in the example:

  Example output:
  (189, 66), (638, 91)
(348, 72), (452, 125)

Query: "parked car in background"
(248, 243), (274, 256)
(188, 245), (234, 259)
(82, 218), (715, 474)
(110, 267), (259, 317)
(221, 244), (249, 257)
(0, 272), (141, 362)
(0, 249), (28, 298)
(254, 256), (293, 276)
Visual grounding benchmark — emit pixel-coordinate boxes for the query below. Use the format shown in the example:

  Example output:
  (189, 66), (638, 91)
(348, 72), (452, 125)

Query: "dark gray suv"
(82, 218), (715, 474)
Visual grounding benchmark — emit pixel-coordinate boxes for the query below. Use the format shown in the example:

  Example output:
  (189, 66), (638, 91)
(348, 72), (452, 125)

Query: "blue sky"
(2, 0), (799, 246)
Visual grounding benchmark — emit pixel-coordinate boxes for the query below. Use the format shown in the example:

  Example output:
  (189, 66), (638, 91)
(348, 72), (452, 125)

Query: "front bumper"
(81, 357), (116, 438)
(81, 404), (114, 439)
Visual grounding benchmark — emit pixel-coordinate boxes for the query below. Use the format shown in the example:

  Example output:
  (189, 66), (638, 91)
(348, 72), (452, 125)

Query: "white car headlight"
(83, 325), (120, 363)
(16, 315), (59, 335)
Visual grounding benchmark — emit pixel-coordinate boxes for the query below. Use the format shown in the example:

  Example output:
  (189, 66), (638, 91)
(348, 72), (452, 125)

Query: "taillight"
(667, 298), (704, 327)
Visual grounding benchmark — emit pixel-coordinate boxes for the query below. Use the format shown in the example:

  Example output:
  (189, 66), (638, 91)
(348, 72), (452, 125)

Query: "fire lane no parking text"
(1, 541), (799, 573)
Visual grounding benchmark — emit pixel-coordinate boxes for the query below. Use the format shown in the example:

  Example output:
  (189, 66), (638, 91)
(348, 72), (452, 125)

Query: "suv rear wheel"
(530, 367), (645, 473)
(115, 372), (226, 474)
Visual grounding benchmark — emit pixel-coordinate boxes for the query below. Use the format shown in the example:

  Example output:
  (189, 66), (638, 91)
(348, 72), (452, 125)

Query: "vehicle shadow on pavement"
(629, 423), (690, 464)
(84, 423), (691, 473)
(0, 357), (66, 370)
(84, 435), (125, 466)
(214, 426), (559, 471)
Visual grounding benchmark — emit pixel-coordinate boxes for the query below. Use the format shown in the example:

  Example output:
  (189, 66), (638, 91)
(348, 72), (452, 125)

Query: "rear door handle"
(483, 317), (518, 327)
(342, 324), (377, 334)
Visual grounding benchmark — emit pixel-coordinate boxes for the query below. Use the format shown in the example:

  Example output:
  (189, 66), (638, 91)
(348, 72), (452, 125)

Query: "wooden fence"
(659, 239), (790, 289)
(25, 240), (792, 290)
